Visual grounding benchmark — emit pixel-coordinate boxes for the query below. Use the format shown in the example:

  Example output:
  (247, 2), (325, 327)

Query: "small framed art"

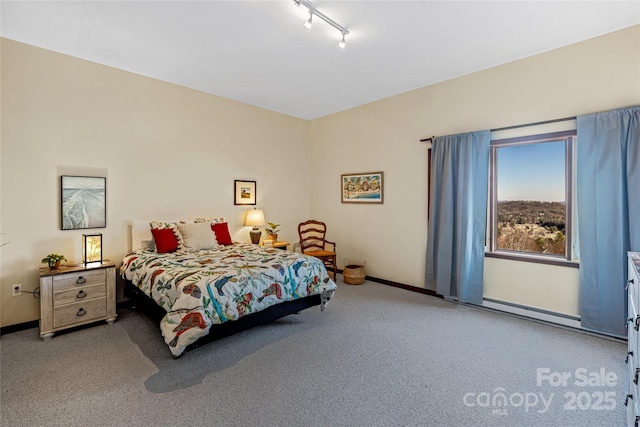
(234, 180), (256, 205)
(341, 172), (384, 204)
(61, 175), (106, 229)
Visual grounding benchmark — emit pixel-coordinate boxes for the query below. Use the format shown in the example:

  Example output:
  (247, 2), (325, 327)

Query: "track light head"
(338, 33), (346, 49)
(303, 13), (313, 30)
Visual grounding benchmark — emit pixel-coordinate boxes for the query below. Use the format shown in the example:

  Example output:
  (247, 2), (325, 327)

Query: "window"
(487, 130), (577, 266)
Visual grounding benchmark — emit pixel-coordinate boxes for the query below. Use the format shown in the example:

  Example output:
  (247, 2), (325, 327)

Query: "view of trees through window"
(495, 139), (567, 257)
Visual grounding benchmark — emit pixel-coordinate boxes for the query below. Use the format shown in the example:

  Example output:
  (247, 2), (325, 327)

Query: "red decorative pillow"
(151, 228), (179, 253)
(211, 222), (233, 245)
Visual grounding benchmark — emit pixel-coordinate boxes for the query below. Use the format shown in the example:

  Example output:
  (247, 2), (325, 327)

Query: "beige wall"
(310, 25), (640, 317)
(0, 39), (311, 327)
(2, 25), (639, 327)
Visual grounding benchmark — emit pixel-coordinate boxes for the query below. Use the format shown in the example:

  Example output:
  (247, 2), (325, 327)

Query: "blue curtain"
(426, 130), (490, 304)
(577, 106), (640, 337)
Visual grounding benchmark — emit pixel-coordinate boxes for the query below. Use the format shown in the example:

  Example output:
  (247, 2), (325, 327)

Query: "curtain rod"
(420, 116), (576, 143)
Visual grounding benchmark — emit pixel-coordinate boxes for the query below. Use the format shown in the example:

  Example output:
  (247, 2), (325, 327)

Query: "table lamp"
(244, 208), (265, 244)
(82, 233), (102, 265)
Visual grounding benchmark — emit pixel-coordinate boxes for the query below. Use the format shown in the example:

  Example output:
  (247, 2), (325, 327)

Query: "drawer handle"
(634, 368), (640, 385)
(76, 308), (86, 317)
(626, 394), (634, 406)
(634, 316), (640, 331)
(76, 276), (87, 285)
(76, 290), (87, 299)
(628, 351), (634, 364)
(628, 279), (635, 290)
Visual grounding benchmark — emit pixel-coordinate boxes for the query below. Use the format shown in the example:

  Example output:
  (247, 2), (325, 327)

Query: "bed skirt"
(124, 279), (322, 355)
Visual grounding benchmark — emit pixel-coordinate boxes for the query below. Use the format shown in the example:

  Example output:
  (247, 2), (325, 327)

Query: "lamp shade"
(82, 233), (102, 265)
(244, 208), (265, 227)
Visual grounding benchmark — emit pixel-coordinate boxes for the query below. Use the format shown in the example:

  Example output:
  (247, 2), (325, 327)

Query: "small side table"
(39, 262), (117, 339)
(261, 241), (290, 251)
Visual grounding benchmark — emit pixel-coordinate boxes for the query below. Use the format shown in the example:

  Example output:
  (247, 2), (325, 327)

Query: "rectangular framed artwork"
(61, 175), (106, 230)
(341, 171), (384, 204)
(234, 180), (257, 205)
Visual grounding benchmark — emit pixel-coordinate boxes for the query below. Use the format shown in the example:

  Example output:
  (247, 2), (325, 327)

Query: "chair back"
(298, 220), (328, 252)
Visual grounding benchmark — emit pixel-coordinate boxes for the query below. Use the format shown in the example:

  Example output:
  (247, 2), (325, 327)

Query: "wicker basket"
(343, 259), (366, 285)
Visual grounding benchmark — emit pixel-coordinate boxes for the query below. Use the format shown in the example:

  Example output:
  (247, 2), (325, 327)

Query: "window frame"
(486, 130), (578, 268)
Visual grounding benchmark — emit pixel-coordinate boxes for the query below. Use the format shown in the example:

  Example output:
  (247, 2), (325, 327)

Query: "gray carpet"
(0, 279), (627, 426)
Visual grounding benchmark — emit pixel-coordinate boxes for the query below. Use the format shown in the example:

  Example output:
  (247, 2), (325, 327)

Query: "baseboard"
(0, 301), (134, 336)
(0, 320), (39, 336)
(2, 280), (613, 342)
(357, 273), (581, 329)
(359, 274), (624, 341)
(344, 270), (438, 297)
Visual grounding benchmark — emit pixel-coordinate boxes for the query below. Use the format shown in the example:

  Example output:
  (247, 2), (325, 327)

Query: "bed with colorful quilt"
(121, 220), (337, 358)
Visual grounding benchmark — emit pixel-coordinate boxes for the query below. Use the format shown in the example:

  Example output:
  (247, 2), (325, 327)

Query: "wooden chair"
(298, 220), (337, 281)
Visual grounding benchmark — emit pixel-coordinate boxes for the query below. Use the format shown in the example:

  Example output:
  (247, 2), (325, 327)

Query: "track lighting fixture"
(293, 0), (349, 49)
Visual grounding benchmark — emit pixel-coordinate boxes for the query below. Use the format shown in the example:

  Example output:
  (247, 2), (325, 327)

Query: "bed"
(121, 219), (337, 357)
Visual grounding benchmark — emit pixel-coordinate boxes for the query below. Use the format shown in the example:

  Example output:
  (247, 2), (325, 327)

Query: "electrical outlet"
(12, 284), (21, 297)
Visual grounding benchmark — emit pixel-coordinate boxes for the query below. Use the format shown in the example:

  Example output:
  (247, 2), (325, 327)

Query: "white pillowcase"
(177, 222), (218, 250)
(132, 220), (156, 251)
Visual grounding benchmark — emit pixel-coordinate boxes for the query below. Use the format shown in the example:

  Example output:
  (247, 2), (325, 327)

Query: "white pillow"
(132, 220), (154, 251)
(177, 222), (218, 250)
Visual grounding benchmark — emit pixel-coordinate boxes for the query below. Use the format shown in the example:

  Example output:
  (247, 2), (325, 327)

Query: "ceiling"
(1, 1), (639, 120)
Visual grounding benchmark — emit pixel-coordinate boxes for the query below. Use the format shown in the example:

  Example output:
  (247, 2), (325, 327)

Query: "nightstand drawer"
(53, 269), (105, 291)
(53, 297), (107, 329)
(53, 284), (106, 306)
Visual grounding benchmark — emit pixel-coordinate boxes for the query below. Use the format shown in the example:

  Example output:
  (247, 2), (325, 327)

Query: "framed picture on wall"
(234, 180), (256, 205)
(60, 175), (106, 230)
(341, 172), (384, 204)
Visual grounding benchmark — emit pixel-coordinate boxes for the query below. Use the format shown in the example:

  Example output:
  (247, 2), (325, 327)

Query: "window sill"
(485, 251), (580, 268)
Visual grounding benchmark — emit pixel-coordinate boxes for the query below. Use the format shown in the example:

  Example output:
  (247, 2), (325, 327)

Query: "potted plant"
(264, 222), (281, 242)
(41, 253), (67, 270)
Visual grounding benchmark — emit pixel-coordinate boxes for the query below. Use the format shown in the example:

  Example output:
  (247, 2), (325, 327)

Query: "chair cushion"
(304, 250), (336, 257)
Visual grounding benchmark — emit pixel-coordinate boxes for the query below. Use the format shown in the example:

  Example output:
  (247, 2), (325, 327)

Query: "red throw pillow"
(151, 228), (179, 253)
(211, 222), (233, 245)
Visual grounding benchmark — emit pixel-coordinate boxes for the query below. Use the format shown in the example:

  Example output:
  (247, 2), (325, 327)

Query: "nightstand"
(39, 262), (117, 339)
(261, 241), (290, 251)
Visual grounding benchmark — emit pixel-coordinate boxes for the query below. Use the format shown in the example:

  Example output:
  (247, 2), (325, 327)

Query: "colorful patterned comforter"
(120, 243), (337, 357)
